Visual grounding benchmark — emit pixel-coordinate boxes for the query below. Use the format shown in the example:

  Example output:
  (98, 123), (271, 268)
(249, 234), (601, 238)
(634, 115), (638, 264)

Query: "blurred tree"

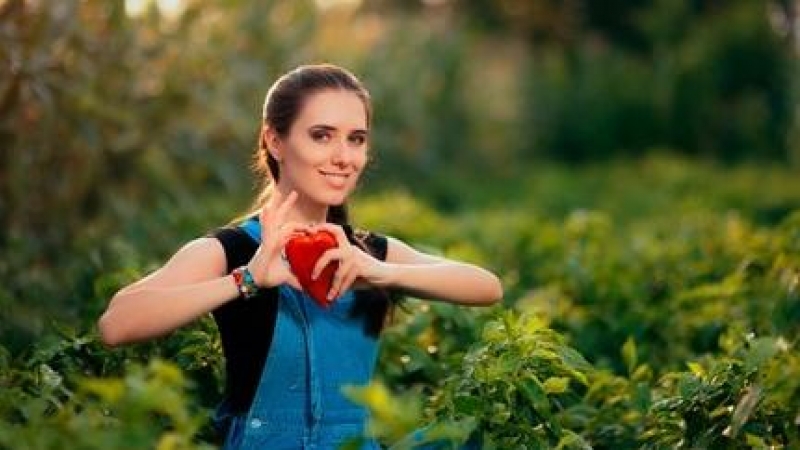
(0, 0), (188, 347)
(666, 0), (795, 161)
(0, 0), (319, 347)
(0, 0), (322, 253)
(772, 0), (798, 46)
(513, 0), (797, 161)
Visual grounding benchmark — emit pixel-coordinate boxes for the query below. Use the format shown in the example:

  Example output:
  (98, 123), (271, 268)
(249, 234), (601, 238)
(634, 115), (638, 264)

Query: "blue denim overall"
(220, 220), (479, 449)
(220, 219), (380, 449)
(221, 285), (381, 450)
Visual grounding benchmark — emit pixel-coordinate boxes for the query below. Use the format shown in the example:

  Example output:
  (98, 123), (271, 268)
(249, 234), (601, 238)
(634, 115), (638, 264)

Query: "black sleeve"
(348, 227), (388, 262)
(364, 232), (388, 261)
(207, 227), (257, 273)
(206, 226), (279, 415)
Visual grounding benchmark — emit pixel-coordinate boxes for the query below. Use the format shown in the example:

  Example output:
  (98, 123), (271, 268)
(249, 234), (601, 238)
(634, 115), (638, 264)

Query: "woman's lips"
(320, 170), (350, 188)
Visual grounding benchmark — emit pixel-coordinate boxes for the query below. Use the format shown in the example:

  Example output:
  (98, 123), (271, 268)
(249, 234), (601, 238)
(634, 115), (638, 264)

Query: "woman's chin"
(327, 197), (348, 207)
(321, 191), (353, 207)
(302, 185), (355, 209)
(308, 194), (347, 209)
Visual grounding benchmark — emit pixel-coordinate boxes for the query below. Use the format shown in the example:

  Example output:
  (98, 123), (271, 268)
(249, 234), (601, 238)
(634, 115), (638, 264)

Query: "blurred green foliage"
(3, 156), (799, 447)
(2, 0), (800, 448)
(0, 353), (215, 450)
(518, 0), (796, 162)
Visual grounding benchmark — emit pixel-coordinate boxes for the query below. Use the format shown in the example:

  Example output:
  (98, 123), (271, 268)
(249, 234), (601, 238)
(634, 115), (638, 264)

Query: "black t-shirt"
(208, 225), (390, 414)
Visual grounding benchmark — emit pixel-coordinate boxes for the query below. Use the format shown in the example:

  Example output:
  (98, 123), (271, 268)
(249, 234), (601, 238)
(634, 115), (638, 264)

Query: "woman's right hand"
(246, 190), (305, 290)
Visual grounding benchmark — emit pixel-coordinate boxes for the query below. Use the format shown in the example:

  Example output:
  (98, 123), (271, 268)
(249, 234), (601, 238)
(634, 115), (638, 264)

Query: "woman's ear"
(260, 125), (282, 162)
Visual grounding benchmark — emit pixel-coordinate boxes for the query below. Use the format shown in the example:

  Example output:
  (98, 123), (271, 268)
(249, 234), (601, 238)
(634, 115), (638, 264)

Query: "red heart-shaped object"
(284, 230), (339, 308)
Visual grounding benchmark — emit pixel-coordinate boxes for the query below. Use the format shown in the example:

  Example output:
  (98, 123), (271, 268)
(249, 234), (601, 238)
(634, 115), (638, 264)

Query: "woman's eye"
(311, 131), (331, 142)
(348, 134), (366, 146)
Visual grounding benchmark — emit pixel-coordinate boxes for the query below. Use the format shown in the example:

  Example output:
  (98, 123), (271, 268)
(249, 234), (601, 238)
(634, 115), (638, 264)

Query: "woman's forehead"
(296, 90), (368, 130)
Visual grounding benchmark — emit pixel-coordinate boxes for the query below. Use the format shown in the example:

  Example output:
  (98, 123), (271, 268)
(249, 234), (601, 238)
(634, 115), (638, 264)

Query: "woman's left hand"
(308, 223), (389, 300)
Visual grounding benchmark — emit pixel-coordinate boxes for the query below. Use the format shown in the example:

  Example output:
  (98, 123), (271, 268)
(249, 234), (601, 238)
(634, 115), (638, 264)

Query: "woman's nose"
(331, 140), (353, 165)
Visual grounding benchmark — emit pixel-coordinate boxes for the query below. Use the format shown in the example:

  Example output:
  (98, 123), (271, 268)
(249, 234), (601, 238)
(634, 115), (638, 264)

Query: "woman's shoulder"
(205, 220), (260, 273)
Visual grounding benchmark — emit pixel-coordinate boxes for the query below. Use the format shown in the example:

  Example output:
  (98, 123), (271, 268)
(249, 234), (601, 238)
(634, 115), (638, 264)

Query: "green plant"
(0, 356), (214, 450)
(428, 312), (593, 449)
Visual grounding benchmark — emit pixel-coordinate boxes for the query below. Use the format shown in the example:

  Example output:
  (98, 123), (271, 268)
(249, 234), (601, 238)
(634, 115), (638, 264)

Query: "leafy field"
(2, 156), (799, 449)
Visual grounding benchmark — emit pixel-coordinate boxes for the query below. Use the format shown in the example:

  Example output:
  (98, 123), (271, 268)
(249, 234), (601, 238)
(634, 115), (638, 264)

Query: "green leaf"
(622, 337), (637, 375)
(81, 379), (126, 403)
(554, 429), (593, 450)
(543, 377), (570, 394)
(453, 394), (482, 415)
(744, 433), (770, 449)
(743, 338), (780, 371)
(686, 361), (706, 379)
(520, 375), (551, 418)
(632, 382), (652, 413)
(678, 374), (701, 398)
(556, 346), (592, 373)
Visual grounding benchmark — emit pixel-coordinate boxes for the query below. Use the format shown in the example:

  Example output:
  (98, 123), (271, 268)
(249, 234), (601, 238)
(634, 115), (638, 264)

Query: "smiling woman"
(97, 63), (501, 449)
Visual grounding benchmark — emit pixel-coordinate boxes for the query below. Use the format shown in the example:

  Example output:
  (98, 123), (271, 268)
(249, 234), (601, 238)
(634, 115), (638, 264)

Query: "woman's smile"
(319, 170), (351, 189)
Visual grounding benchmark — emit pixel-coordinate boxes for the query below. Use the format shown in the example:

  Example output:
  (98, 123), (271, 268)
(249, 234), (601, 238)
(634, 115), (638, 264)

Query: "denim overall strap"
(304, 290), (380, 422)
(239, 217), (260, 242)
(223, 286), (308, 449)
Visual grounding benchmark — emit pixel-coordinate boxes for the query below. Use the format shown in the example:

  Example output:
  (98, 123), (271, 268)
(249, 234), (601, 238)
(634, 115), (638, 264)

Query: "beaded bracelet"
(231, 266), (259, 299)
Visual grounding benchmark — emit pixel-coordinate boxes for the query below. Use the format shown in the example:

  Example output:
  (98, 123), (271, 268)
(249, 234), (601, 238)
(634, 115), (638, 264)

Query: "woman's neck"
(276, 187), (328, 224)
(289, 202), (327, 224)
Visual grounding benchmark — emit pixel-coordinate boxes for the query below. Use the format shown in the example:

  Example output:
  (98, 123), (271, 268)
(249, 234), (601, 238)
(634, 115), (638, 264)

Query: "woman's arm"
(377, 237), (503, 306)
(98, 191), (304, 347)
(312, 225), (504, 305)
(97, 238), (238, 347)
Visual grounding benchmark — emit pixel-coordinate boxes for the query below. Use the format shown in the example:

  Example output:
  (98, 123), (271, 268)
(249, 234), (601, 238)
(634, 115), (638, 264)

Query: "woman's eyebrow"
(309, 124), (336, 131)
(309, 124), (368, 134)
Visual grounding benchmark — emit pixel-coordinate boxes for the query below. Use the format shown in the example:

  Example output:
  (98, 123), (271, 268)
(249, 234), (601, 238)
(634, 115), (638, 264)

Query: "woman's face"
(275, 89), (369, 208)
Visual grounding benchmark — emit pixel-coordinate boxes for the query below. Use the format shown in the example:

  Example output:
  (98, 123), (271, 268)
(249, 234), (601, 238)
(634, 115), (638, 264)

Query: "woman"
(98, 64), (502, 449)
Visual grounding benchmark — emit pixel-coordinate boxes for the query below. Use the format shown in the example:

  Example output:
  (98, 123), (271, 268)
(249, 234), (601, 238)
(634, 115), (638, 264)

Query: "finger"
(273, 190), (298, 225)
(259, 189), (283, 234)
(277, 221), (311, 240)
(312, 248), (345, 280)
(260, 189), (295, 229)
(266, 226), (305, 272)
(329, 262), (356, 300)
(265, 221), (307, 250)
(274, 223), (311, 257)
(266, 188), (285, 214)
(336, 269), (359, 299)
(259, 201), (271, 234)
(312, 222), (350, 248)
(329, 258), (354, 295)
(268, 186), (283, 207)
(285, 272), (302, 291)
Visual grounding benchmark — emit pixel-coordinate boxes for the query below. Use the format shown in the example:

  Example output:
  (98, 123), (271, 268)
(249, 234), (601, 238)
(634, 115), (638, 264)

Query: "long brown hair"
(245, 64), (394, 335)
